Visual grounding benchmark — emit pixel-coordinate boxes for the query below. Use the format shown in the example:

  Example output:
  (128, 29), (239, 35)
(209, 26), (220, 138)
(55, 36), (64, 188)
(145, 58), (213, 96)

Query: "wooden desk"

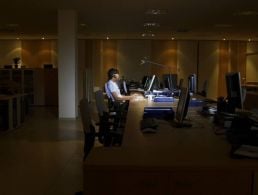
(0, 94), (24, 130)
(84, 99), (258, 195)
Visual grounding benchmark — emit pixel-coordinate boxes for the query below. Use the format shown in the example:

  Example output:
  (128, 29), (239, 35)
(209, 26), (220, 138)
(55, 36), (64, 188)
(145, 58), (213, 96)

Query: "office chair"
(121, 80), (128, 95)
(197, 80), (208, 97)
(94, 90), (123, 146)
(79, 98), (96, 160)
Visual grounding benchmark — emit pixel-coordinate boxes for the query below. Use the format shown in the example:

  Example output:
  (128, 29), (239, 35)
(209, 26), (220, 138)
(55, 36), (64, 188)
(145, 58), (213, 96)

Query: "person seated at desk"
(105, 68), (138, 102)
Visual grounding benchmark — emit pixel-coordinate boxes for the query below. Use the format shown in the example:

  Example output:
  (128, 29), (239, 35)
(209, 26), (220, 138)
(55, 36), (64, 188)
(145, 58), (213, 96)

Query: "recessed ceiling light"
(145, 9), (167, 15)
(143, 22), (160, 27)
(141, 32), (155, 37)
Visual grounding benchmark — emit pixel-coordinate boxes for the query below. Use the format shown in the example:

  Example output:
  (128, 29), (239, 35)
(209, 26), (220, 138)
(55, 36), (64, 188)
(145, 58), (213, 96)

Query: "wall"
(117, 40), (151, 82)
(0, 40), (57, 68)
(177, 41), (198, 88)
(0, 40), (21, 67)
(246, 42), (258, 82)
(21, 40), (57, 68)
(151, 40), (177, 79)
(1, 39), (255, 105)
(198, 41), (219, 100)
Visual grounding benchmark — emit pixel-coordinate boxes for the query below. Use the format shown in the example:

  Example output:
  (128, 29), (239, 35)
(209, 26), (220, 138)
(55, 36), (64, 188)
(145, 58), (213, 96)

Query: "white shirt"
(105, 80), (121, 101)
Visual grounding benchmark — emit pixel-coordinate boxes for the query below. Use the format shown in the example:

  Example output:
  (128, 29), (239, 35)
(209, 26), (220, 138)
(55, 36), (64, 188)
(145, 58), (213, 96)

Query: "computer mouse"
(141, 128), (157, 133)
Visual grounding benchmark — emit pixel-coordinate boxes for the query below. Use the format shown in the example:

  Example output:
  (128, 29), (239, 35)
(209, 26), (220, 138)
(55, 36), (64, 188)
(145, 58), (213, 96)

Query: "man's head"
(108, 68), (119, 80)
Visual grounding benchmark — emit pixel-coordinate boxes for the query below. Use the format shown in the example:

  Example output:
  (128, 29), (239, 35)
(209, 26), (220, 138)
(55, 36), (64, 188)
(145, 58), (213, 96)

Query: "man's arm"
(111, 92), (137, 101)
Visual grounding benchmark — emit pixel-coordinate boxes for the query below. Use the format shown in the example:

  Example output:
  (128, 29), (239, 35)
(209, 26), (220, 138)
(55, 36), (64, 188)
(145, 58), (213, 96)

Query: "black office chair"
(94, 90), (124, 146)
(197, 80), (208, 97)
(79, 98), (96, 160)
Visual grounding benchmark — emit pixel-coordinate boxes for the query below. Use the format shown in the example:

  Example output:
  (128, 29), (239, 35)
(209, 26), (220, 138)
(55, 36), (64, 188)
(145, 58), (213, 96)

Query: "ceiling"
(0, 0), (258, 40)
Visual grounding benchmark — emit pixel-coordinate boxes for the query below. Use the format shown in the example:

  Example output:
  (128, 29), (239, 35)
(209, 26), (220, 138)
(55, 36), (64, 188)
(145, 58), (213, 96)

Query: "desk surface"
(85, 98), (258, 170)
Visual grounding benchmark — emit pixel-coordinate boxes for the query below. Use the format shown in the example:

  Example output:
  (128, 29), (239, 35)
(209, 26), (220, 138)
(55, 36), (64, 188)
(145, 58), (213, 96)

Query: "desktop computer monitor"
(225, 72), (243, 113)
(163, 74), (177, 90)
(188, 74), (197, 93)
(145, 75), (159, 91)
(175, 87), (191, 127)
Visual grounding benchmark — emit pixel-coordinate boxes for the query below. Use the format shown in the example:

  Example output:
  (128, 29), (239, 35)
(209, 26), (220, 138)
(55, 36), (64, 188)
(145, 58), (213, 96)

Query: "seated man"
(105, 68), (137, 102)
(105, 68), (138, 127)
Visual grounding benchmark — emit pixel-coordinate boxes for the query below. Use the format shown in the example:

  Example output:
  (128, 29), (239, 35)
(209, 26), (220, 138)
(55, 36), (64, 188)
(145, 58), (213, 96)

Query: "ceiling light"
(141, 32), (155, 37)
(222, 38), (226, 41)
(16, 37), (20, 40)
(248, 38), (252, 42)
(41, 37), (45, 40)
(145, 9), (167, 15)
(171, 37), (175, 40)
(143, 22), (160, 27)
(106, 36), (110, 40)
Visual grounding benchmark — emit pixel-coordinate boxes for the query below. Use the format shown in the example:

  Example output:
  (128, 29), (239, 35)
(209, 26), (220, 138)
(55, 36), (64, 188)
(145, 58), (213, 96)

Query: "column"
(58, 10), (78, 118)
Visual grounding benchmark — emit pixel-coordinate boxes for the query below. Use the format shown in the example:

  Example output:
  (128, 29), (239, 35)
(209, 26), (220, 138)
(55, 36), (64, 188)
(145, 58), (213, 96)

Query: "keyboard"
(153, 96), (174, 102)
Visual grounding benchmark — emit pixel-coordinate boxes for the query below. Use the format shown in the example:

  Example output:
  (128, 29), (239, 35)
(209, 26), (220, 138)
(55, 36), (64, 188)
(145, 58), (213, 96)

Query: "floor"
(0, 107), (89, 195)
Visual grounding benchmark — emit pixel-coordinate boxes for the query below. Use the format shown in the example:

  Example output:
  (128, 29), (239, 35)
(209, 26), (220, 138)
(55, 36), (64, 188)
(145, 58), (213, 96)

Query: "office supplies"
(140, 118), (158, 133)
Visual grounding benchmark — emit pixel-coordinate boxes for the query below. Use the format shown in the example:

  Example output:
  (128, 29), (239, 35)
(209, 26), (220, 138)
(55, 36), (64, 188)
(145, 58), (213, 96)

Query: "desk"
(84, 99), (258, 195)
(0, 94), (24, 130)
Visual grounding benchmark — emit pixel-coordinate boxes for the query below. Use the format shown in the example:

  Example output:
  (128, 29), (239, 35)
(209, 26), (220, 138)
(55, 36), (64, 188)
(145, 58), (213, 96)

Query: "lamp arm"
(145, 60), (165, 67)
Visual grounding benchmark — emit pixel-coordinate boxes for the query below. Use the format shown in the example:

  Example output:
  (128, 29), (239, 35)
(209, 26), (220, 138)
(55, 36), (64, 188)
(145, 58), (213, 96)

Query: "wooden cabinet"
(0, 68), (58, 106)
(33, 68), (58, 106)
(0, 69), (34, 104)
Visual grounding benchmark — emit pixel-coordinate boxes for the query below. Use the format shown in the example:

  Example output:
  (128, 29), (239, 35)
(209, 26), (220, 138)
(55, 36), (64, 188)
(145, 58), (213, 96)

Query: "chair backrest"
(79, 98), (93, 134)
(241, 86), (247, 103)
(105, 82), (115, 101)
(95, 90), (109, 116)
(178, 78), (184, 89)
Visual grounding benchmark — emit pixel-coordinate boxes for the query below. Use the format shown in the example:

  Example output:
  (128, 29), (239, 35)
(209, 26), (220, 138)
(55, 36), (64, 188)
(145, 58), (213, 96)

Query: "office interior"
(0, 1), (258, 194)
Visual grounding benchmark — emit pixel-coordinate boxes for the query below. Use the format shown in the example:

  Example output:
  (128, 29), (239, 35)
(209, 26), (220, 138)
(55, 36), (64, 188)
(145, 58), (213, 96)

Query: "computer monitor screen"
(225, 72), (243, 112)
(178, 78), (184, 89)
(163, 74), (177, 90)
(146, 75), (156, 91)
(176, 87), (190, 124)
(188, 74), (197, 93)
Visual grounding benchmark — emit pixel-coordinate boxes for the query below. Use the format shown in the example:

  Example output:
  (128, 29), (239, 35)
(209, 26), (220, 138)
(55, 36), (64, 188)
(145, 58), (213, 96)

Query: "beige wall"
(198, 41), (219, 100)
(117, 40), (151, 82)
(0, 40), (21, 67)
(0, 40), (57, 69)
(246, 42), (258, 82)
(177, 41), (198, 88)
(21, 40), (57, 68)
